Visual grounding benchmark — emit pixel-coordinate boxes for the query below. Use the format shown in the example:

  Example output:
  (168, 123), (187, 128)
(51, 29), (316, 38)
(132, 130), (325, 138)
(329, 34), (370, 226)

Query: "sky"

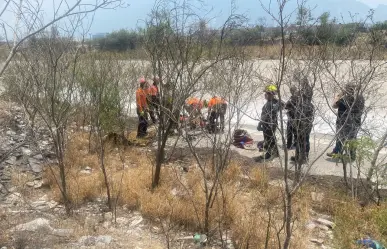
(89, 0), (387, 34)
(1, 0), (386, 38)
(358, 0), (386, 7)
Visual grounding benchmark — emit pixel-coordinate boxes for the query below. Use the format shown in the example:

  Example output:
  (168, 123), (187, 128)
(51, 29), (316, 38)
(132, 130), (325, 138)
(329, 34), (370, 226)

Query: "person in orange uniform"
(207, 96), (227, 133)
(185, 97), (204, 129)
(147, 77), (160, 124)
(136, 78), (149, 138)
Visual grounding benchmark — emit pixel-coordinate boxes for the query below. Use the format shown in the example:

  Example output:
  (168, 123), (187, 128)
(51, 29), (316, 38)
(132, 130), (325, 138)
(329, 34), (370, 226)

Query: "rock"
(22, 148), (32, 156)
(116, 217), (129, 226)
(102, 221), (111, 229)
(310, 238), (324, 245)
(6, 130), (16, 136)
(311, 192), (324, 202)
(129, 216), (143, 228)
(78, 235), (112, 246)
(96, 235), (112, 244)
(319, 214), (333, 221)
(317, 224), (330, 231)
(5, 156), (16, 165)
(327, 230), (334, 240)
(227, 239), (235, 249)
(4, 192), (24, 206)
(51, 228), (73, 237)
(268, 179), (294, 188)
(104, 212), (113, 221)
(316, 218), (335, 229)
(80, 166), (92, 174)
(305, 222), (317, 230)
(33, 154), (44, 160)
(28, 158), (43, 173)
(30, 200), (58, 210)
(11, 218), (52, 232)
(11, 217), (73, 237)
(26, 180), (43, 189)
(171, 188), (178, 196)
(84, 216), (98, 231)
(38, 194), (49, 201)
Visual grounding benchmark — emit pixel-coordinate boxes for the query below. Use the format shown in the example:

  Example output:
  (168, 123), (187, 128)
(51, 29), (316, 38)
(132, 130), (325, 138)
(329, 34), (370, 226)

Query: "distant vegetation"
(87, 13), (387, 52)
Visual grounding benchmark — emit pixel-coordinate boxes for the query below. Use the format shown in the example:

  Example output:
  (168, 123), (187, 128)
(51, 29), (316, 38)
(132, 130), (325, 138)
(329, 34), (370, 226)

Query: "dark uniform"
(148, 83), (160, 123)
(293, 96), (315, 163)
(258, 98), (282, 160)
(285, 94), (298, 149)
(293, 79), (314, 163)
(208, 96), (227, 133)
(330, 87), (365, 160)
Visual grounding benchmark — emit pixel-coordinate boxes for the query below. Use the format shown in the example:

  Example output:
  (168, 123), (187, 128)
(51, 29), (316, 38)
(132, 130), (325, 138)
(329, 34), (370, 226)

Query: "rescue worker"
(148, 76), (160, 123)
(327, 83), (365, 161)
(293, 72), (313, 102)
(185, 97), (204, 130)
(136, 78), (149, 138)
(207, 96), (224, 133)
(255, 85), (283, 162)
(162, 80), (179, 135)
(285, 86), (298, 150)
(290, 85), (315, 164)
(219, 97), (228, 132)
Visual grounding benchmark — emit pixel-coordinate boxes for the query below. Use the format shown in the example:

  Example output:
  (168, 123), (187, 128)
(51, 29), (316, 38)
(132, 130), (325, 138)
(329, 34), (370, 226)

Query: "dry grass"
(244, 44), (387, 60)
(42, 130), (387, 248)
(332, 201), (387, 248)
(300, 181), (387, 248)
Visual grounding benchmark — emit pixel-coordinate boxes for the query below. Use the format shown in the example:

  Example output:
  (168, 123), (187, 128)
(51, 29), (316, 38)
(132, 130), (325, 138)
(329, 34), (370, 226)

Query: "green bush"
(93, 29), (142, 51)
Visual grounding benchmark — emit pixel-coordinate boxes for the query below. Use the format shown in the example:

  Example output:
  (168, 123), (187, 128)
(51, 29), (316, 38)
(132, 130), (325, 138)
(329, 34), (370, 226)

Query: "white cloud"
(357, 0), (387, 8)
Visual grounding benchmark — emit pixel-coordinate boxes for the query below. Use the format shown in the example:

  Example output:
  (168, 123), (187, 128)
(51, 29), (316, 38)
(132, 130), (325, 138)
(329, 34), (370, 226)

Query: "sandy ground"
(3, 59), (387, 180)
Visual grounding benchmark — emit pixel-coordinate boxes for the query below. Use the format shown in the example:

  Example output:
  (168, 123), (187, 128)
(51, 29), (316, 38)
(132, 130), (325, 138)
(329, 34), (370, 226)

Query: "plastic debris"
(356, 238), (386, 249)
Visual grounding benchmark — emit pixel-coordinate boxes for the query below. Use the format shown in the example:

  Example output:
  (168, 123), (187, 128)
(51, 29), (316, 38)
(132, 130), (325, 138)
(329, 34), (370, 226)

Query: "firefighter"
(162, 80), (179, 135)
(285, 86), (298, 150)
(290, 85), (315, 164)
(327, 83), (365, 161)
(293, 72), (313, 102)
(185, 97), (204, 130)
(255, 84), (283, 162)
(148, 76), (160, 123)
(136, 78), (149, 138)
(219, 97), (228, 132)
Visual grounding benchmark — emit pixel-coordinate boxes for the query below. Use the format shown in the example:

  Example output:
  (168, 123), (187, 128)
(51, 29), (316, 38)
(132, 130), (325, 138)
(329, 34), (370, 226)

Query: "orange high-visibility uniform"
(208, 96), (223, 108)
(186, 97), (203, 109)
(149, 85), (158, 96)
(136, 88), (148, 112)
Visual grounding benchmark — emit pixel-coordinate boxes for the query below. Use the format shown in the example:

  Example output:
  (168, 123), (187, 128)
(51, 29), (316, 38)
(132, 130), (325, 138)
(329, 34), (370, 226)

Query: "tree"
(296, 6), (312, 27)
(3, 28), (82, 214)
(76, 53), (126, 210)
(94, 29), (142, 51)
(143, 0), (242, 189)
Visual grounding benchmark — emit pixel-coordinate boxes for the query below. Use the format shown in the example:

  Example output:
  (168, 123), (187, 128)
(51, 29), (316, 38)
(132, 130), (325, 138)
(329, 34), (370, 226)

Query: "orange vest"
(149, 85), (158, 96)
(136, 88), (148, 112)
(208, 97), (223, 108)
(186, 97), (203, 109)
